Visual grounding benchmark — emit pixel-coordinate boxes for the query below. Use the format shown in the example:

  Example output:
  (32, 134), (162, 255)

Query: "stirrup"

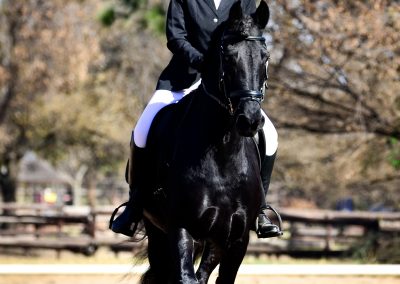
(265, 204), (283, 233)
(109, 201), (129, 229)
(109, 202), (140, 237)
(256, 205), (283, 238)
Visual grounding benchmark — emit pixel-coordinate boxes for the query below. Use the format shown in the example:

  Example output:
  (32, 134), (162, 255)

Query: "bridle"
(204, 32), (269, 115)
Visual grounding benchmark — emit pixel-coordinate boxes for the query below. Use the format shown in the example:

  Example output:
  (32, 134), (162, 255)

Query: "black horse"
(138, 1), (271, 283)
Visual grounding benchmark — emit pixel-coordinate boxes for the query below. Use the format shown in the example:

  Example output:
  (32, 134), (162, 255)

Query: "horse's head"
(204, 0), (270, 137)
(223, 0), (270, 137)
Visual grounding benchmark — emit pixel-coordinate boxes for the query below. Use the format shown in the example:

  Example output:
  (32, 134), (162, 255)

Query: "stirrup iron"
(256, 204), (283, 238)
(265, 204), (283, 234)
(109, 202), (129, 229)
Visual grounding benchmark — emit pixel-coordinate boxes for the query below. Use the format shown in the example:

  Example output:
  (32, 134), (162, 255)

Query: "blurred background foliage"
(0, 0), (399, 210)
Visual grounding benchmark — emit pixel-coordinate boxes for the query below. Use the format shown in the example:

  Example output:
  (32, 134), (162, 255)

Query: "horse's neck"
(201, 68), (220, 95)
(195, 88), (245, 154)
(219, 131), (247, 159)
(170, 88), (252, 175)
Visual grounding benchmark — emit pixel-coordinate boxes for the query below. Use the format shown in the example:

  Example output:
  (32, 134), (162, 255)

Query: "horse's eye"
(224, 44), (236, 54)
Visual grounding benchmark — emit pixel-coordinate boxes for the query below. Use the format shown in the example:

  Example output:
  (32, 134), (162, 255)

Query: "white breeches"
(262, 111), (278, 156)
(134, 81), (201, 148)
(133, 82), (278, 156)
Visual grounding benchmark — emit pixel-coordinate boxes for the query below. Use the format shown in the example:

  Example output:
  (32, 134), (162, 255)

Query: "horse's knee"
(168, 228), (198, 283)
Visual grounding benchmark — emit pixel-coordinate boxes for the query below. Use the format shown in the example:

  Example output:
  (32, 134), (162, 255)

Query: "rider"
(110, 0), (282, 238)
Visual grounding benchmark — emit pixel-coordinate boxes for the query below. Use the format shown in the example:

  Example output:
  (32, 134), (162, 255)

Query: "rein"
(202, 84), (234, 114)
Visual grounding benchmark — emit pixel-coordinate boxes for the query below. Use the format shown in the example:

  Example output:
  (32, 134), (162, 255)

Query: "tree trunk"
(0, 0), (20, 125)
(0, 168), (17, 204)
(72, 164), (88, 206)
(0, 160), (17, 229)
(87, 171), (97, 208)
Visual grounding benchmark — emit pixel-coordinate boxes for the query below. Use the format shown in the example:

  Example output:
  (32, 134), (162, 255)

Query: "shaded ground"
(1, 275), (399, 284)
(1, 249), (398, 283)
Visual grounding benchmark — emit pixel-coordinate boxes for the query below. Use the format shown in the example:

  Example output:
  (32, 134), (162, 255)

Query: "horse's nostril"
(236, 115), (249, 129)
(236, 114), (263, 137)
(251, 122), (259, 131)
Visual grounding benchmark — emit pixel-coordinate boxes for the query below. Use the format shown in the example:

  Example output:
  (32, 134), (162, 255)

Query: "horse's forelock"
(228, 15), (259, 37)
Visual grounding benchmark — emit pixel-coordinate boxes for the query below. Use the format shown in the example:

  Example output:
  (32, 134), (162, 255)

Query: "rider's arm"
(166, 0), (204, 71)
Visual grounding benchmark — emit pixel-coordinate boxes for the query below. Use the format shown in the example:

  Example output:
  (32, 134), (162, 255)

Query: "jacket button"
(213, 18), (218, 23)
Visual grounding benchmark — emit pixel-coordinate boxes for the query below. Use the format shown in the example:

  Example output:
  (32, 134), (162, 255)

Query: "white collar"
(214, 0), (221, 9)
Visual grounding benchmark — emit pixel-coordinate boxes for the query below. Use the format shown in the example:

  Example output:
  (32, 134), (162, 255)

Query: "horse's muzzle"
(236, 113), (265, 137)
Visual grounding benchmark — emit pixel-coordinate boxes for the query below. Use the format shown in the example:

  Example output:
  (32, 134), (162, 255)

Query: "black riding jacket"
(156, 0), (256, 91)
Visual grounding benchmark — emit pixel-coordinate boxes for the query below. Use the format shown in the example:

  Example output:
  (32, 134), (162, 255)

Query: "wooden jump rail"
(274, 208), (400, 258)
(0, 203), (98, 256)
(1, 204), (399, 257)
(279, 208), (400, 227)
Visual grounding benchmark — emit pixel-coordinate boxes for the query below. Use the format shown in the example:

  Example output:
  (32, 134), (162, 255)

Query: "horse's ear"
(254, 0), (270, 29)
(229, 1), (243, 21)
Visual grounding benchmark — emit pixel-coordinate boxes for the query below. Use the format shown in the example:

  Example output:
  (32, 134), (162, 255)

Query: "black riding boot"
(109, 142), (146, 237)
(256, 151), (283, 238)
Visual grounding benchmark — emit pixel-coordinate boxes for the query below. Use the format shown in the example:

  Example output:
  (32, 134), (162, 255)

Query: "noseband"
(216, 34), (268, 115)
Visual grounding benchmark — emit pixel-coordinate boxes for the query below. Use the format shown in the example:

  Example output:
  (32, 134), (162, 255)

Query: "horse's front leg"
(216, 234), (249, 284)
(142, 219), (170, 284)
(195, 241), (222, 284)
(168, 227), (198, 284)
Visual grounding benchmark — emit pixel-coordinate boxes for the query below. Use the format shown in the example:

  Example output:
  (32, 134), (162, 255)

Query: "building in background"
(17, 152), (73, 205)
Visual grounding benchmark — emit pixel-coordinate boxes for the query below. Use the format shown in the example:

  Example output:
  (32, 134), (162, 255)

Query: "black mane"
(227, 15), (260, 38)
